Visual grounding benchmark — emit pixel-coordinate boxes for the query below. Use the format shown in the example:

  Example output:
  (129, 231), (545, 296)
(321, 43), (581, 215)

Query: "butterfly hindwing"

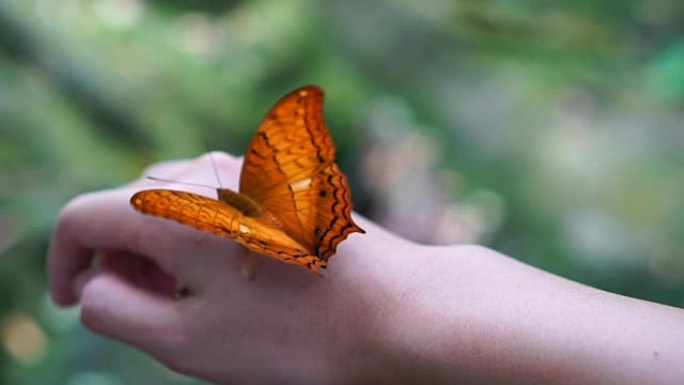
(131, 189), (243, 238)
(131, 189), (325, 268)
(239, 85), (364, 260)
(312, 163), (365, 261)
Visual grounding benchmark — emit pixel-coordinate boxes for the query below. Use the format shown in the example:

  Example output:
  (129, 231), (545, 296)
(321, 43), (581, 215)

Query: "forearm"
(370, 245), (684, 384)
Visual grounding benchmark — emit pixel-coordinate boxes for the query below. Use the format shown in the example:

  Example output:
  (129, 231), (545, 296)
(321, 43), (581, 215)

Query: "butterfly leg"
(194, 232), (210, 244)
(240, 250), (260, 281)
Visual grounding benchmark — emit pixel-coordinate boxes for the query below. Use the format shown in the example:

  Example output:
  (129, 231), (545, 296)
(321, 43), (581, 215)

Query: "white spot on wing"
(239, 224), (250, 234)
(290, 178), (312, 192)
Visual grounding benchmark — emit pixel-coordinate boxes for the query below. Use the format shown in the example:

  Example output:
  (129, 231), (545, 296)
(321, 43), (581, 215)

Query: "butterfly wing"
(131, 189), (327, 269)
(131, 190), (240, 238)
(240, 85), (364, 264)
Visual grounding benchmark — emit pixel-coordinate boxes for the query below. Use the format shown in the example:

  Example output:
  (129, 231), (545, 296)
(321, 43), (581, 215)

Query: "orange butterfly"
(130, 86), (365, 272)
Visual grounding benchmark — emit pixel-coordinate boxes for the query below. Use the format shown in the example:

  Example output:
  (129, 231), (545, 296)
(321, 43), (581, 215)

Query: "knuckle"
(194, 151), (240, 169)
(141, 160), (182, 178)
(154, 322), (197, 374)
(54, 194), (92, 238)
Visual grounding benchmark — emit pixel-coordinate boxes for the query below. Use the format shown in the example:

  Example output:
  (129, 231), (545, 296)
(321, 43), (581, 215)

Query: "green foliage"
(0, 0), (683, 382)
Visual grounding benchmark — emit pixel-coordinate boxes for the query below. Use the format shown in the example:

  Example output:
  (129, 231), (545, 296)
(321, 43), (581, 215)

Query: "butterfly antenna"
(146, 176), (216, 190)
(207, 150), (223, 189)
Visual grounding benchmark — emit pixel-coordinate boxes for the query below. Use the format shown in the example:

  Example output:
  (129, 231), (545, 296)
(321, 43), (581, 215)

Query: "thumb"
(78, 271), (185, 359)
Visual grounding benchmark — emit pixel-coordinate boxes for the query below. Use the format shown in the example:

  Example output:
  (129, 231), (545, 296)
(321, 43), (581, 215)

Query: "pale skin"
(48, 152), (684, 385)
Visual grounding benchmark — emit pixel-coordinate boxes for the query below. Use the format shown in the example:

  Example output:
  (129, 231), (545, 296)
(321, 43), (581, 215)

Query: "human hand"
(48, 152), (420, 384)
(48, 152), (684, 385)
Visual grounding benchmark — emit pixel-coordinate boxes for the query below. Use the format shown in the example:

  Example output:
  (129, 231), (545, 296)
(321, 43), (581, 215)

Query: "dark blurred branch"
(148, 0), (240, 14)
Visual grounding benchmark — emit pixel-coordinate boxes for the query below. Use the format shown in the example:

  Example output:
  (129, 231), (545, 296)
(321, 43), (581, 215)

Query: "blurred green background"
(1, 0), (683, 383)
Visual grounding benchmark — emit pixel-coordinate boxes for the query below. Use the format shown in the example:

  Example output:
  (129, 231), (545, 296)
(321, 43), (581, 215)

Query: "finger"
(134, 152), (242, 190)
(141, 159), (191, 179)
(101, 250), (179, 297)
(48, 193), (106, 306)
(48, 190), (180, 305)
(132, 159), (194, 190)
(190, 151), (242, 189)
(192, 151), (241, 171)
(48, 187), (240, 306)
(49, 153), (244, 305)
(78, 271), (185, 359)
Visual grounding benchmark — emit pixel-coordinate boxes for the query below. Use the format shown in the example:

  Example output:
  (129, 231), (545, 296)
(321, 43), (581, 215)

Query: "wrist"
(376, 244), (483, 383)
(327, 242), (465, 383)
(320, 229), (428, 384)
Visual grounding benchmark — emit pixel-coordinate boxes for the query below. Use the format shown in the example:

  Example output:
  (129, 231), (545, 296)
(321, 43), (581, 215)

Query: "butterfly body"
(131, 86), (364, 273)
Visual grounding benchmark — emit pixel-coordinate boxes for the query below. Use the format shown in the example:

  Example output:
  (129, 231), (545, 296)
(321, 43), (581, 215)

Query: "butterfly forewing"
(239, 85), (364, 259)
